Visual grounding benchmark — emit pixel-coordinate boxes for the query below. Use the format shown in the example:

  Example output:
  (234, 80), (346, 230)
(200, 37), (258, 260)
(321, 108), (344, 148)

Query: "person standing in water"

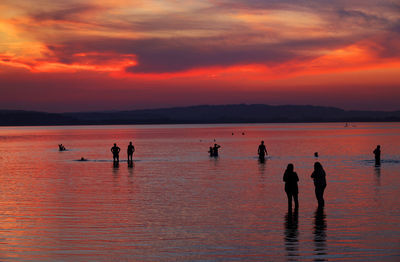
(311, 162), (327, 208)
(213, 144), (221, 157)
(127, 141), (135, 162)
(373, 145), (381, 166)
(111, 143), (121, 163)
(283, 164), (299, 211)
(258, 141), (268, 161)
(208, 146), (214, 157)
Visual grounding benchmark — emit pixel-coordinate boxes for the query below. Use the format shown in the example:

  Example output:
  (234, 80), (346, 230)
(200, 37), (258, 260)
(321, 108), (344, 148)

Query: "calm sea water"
(0, 123), (399, 261)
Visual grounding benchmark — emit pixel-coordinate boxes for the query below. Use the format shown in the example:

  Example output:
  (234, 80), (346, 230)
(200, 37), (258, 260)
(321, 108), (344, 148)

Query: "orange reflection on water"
(0, 123), (399, 260)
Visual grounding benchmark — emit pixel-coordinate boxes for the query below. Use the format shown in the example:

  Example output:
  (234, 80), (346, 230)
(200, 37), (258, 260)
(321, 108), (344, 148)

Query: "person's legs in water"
(293, 193), (299, 210)
(259, 153), (265, 161)
(286, 191), (293, 211)
(315, 187), (325, 207)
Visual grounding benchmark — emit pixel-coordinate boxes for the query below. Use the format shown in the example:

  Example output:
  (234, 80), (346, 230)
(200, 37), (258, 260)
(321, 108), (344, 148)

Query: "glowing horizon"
(1, 0), (399, 112)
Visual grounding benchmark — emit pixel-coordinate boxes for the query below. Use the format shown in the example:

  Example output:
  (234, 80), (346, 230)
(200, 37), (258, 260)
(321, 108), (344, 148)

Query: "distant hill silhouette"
(0, 110), (77, 126)
(1, 104), (400, 126)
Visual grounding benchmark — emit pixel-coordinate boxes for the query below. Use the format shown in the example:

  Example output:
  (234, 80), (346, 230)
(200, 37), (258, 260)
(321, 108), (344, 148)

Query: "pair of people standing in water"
(111, 142), (135, 163)
(283, 162), (327, 211)
(209, 144), (221, 157)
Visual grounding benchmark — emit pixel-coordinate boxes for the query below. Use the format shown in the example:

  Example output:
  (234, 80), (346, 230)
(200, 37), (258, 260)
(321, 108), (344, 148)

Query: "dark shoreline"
(1, 104), (400, 126)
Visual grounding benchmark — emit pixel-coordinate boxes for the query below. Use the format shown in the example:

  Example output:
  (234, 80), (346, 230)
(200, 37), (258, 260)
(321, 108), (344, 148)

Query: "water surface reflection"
(284, 210), (299, 260)
(0, 123), (400, 260)
(313, 208), (327, 261)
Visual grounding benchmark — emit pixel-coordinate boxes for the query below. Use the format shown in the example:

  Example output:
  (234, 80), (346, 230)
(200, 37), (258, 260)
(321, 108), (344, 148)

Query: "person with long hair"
(283, 163), (299, 211)
(311, 162), (327, 208)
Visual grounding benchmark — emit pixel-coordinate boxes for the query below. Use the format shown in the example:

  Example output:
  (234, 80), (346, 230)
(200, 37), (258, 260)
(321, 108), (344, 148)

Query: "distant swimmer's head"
(129, 141), (132, 145)
(287, 163), (294, 172)
(377, 145), (381, 149)
(261, 140), (264, 144)
(114, 143), (116, 146)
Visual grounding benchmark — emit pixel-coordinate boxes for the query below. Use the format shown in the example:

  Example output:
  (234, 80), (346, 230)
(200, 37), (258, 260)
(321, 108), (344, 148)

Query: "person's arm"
(265, 147), (268, 155)
(133, 146), (135, 152)
(295, 172), (299, 182)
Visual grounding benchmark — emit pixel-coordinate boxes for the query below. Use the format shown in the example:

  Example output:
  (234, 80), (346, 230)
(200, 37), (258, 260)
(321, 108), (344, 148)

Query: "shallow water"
(0, 123), (399, 261)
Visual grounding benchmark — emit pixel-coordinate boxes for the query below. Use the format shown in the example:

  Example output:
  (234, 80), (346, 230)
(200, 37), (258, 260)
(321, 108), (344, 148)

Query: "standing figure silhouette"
(127, 141), (135, 162)
(283, 163), (299, 211)
(213, 144), (221, 157)
(258, 140), (268, 161)
(111, 143), (121, 163)
(311, 162), (327, 208)
(373, 145), (381, 166)
(208, 146), (214, 157)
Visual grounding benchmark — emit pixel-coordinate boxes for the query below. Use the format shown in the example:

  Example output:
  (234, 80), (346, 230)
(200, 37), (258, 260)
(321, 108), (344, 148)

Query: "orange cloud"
(0, 0), (399, 111)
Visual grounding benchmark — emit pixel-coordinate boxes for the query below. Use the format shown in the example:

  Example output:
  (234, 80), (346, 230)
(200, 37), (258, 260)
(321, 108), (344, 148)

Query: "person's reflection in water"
(374, 166), (381, 180)
(284, 210), (299, 260)
(313, 207), (327, 261)
(128, 162), (134, 183)
(258, 158), (266, 177)
(374, 165), (381, 197)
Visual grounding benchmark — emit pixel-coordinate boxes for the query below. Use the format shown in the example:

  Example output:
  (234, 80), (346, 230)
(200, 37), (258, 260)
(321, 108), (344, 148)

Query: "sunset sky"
(0, 0), (399, 112)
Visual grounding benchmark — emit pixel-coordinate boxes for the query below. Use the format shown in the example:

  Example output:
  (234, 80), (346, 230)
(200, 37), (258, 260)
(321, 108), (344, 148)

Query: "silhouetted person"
(58, 144), (66, 151)
(127, 141), (135, 162)
(283, 163), (299, 211)
(111, 143), (121, 163)
(258, 140), (268, 161)
(208, 146), (214, 157)
(311, 162), (327, 208)
(314, 152), (319, 158)
(213, 144), (221, 157)
(373, 145), (381, 166)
